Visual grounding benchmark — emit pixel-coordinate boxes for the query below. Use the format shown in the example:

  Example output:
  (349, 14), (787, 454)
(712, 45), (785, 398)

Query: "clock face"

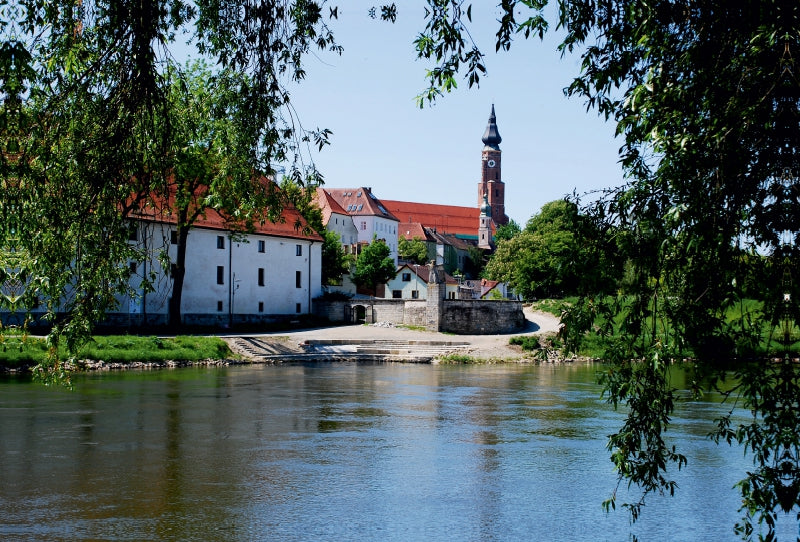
(487, 159), (496, 168)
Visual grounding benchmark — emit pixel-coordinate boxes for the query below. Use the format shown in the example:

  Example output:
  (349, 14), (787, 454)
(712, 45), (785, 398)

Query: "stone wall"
(439, 300), (525, 334)
(312, 298), (524, 335)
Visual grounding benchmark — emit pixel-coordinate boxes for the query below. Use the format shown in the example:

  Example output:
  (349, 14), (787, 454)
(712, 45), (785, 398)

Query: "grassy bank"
(0, 334), (233, 370)
(524, 297), (794, 359)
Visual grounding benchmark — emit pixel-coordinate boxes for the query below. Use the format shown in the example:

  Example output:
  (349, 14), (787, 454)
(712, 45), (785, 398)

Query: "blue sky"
(186, 2), (626, 225)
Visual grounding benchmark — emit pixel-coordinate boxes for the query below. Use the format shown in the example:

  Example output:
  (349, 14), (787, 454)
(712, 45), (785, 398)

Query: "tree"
(352, 238), (396, 297)
(414, 1), (800, 536)
(494, 219), (521, 242)
(484, 199), (617, 300)
(320, 230), (351, 286)
(6, 1), (356, 378)
(163, 61), (290, 327)
(398, 236), (428, 265)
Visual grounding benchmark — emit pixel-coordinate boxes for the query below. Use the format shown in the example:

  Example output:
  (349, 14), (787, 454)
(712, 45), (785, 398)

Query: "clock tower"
(478, 105), (508, 225)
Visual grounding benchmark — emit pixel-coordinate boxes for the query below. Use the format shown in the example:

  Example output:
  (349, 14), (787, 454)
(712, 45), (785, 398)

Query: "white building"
(117, 203), (323, 327)
(322, 187), (400, 265)
(313, 187), (359, 252)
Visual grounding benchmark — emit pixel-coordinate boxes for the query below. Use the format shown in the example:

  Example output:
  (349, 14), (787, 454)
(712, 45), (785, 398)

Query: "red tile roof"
(382, 200), (479, 238)
(313, 187), (349, 226)
(399, 222), (428, 240)
(324, 187), (399, 222)
(130, 184), (321, 241)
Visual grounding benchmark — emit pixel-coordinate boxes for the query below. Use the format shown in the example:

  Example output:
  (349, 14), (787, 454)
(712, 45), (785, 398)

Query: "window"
(258, 302), (264, 313)
(217, 301), (223, 312)
(392, 290), (402, 299)
(128, 225), (138, 241)
(171, 230), (178, 244)
(411, 290), (419, 299)
(217, 236), (225, 249)
(258, 240), (265, 253)
(296, 244), (302, 256)
(129, 262), (137, 274)
(296, 271), (302, 288)
(402, 273), (411, 282)
(296, 303), (302, 313)
(217, 266), (224, 285)
(360, 221), (367, 230)
(258, 268), (265, 286)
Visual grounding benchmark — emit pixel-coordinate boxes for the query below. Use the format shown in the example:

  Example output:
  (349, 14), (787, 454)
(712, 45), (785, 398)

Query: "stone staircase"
(226, 337), (470, 363)
(302, 339), (471, 362)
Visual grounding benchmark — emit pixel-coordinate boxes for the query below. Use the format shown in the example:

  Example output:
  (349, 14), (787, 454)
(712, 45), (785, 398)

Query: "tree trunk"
(168, 219), (190, 328)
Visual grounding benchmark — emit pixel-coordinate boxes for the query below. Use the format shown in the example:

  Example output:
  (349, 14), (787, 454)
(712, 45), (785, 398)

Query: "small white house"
(384, 264), (460, 300)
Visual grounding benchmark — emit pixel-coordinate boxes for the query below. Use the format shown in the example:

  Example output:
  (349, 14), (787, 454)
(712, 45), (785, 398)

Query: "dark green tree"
(321, 230), (352, 286)
(413, 1), (800, 536)
(398, 236), (428, 265)
(352, 237), (396, 297)
(485, 199), (616, 299)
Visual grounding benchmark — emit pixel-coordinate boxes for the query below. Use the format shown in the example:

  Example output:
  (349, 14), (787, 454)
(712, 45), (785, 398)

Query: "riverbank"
(0, 308), (563, 372)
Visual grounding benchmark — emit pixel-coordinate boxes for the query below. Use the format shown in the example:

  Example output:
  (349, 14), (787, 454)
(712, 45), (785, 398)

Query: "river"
(0, 362), (795, 541)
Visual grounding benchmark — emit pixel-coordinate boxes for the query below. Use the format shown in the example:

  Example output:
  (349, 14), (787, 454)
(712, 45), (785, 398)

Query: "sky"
(192, 2), (627, 226)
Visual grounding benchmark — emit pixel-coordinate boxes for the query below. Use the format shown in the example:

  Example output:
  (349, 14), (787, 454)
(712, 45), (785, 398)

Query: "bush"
(509, 335), (540, 351)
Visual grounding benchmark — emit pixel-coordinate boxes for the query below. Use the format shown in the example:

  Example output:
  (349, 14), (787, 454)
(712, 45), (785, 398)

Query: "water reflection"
(0, 363), (796, 540)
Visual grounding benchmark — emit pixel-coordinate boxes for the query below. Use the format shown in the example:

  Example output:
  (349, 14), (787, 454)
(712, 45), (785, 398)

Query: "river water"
(0, 362), (796, 541)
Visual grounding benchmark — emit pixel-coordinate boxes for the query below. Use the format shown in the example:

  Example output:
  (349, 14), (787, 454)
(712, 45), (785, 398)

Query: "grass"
(0, 335), (233, 369)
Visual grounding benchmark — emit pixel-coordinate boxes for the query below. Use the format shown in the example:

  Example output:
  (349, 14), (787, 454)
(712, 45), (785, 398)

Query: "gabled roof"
(399, 222), (428, 241)
(130, 182), (321, 242)
(396, 264), (458, 285)
(382, 200), (480, 238)
(313, 187), (350, 226)
(324, 187), (399, 222)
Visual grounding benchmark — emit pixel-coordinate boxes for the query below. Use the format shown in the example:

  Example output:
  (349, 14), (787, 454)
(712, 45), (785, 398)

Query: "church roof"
(482, 104), (502, 150)
(382, 200), (480, 238)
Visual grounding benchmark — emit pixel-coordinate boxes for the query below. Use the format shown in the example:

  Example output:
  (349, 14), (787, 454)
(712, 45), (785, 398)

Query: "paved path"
(224, 307), (561, 362)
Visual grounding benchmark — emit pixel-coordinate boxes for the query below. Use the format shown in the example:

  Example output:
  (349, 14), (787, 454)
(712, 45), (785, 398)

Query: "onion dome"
(481, 104), (502, 150)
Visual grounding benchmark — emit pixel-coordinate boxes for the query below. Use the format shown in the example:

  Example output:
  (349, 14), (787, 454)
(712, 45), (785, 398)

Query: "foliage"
(162, 60), (293, 327)
(494, 219), (521, 242)
(320, 230), (352, 286)
(485, 200), (619, 300)
(3, 1), (368, 381)
(398, 236), (428, 265)
(351, 237), (396, 296)
(413, 0), (800, 536)
(508, 335), (540, 351)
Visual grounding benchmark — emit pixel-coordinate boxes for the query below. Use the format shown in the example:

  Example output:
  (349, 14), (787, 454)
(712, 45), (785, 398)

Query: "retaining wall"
(312, 298), (524, 335)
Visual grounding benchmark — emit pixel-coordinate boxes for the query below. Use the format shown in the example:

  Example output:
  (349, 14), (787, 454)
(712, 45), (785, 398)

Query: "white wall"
(119, 220), (322, 322)
(354, 215), (399, 264)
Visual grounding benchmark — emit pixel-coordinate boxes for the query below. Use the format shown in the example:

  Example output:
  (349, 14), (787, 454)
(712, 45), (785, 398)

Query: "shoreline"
(0, 310), (565, 373)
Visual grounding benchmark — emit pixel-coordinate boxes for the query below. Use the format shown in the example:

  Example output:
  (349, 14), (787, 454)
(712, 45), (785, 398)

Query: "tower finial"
(481, 104), (502, 150)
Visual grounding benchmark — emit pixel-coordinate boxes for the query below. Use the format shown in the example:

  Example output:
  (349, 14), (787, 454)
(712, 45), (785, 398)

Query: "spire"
(481, 104), (502, 150)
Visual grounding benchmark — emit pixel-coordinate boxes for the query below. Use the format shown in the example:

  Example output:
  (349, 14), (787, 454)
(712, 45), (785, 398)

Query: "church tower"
(478, 193), (493, 249)
(478, 105), (508, 226)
